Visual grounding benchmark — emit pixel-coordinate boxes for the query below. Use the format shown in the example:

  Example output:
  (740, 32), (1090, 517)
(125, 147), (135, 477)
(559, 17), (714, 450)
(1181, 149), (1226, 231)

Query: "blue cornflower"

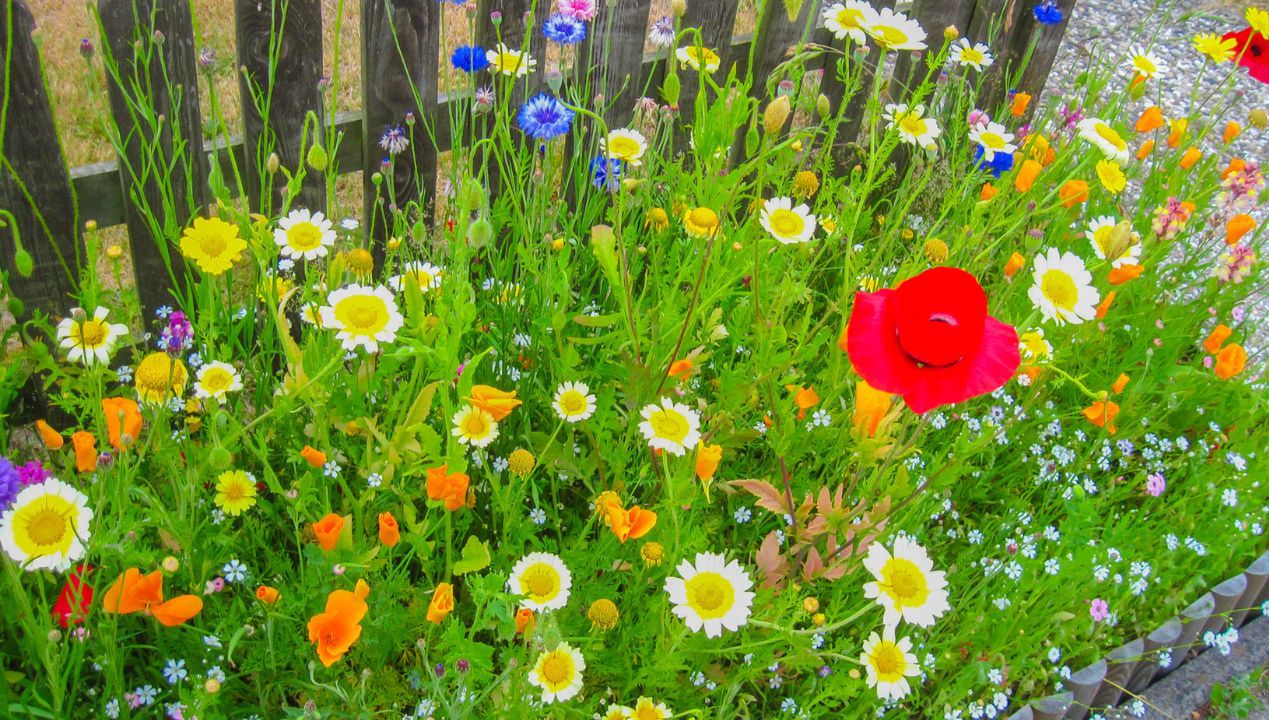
(1033, 1), (1062, 24)
(973, 145), (1015, 177)
(0, 457), (19, 513)
(517, 93), (574, 140)
(590, 155), (623, 191)
(451, 45), (489, 73)
(542, 13), (587, 45)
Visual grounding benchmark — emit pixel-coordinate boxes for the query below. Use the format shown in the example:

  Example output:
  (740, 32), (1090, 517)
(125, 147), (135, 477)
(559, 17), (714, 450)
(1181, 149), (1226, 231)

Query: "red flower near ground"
(1223, 28), (1269, 83)
(844, 267), (1020, 414)
(52, 564), (94, 628)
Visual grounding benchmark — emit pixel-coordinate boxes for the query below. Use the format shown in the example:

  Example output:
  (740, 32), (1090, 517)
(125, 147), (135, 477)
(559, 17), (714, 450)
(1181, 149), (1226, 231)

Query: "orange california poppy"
(1179, 147), (1201, 170)
(1214, 344), (1247, 380)
(852, 380), (894, 437)
(102, 568), (203, 626)
(71, 431), (97, 473)
(1082, 401), (1120, 433)
(1222, 158), (1246, 180)
(301, 445), (327, 468)
(1224, 121), (1241, 144)
(307, 582), (370, 667)
(836, 325), (849, 354)
(102, 397), (142, 451)
(1018, 365), (1042, 384)
(426, 465), (470, 512)
(1107, 264), (1144, 285)
(1014, 159), (1042, 193)
(1166, 118), (1187, 148)
(1135, 106), (1166, 133)
(36, 419), (64, 450)
(378, 512), (400, 548)
(667, 358), (694, 380)
(1112, 373), (1130, 394)
(426, 582), (454, 623)
(1004, 252), (1026, 278)
(256, 585), (280, 604)
(1010, 92), (1032, 117)
(787, 385), (820, 420)
(1096, 291), (1116, 320)
(980, 182), (998, 201)
(609, 505), (657, 543)
(466, 385), (521, 421)
(694, 443), (722, 482)
(312, 513), (346, 551)
(1226, 214), (1255, 246)
(1136, 139), (1155, 161)
(1059, 180), (1089, 208)
(515, 607), (535, 635)
(1203, 324), (1232, 354)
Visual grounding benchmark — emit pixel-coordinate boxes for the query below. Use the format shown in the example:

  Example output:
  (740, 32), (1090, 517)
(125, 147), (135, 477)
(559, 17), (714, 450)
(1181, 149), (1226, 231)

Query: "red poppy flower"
(1224, 28), (1269, 83)
(52, 564), (94, 628)
(844, 267), (1020, 414)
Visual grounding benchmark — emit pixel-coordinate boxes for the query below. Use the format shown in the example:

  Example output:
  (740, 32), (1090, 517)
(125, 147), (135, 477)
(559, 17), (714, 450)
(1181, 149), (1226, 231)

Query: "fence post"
(891, 0), (977, 96)
(819, 0), (895, 161)
(737, 0), (823, 162)
(677, 0), (741, 133)
(361, 0), (439, 266)
(235, 0), (326, 214)
(97, 0), (208, 321)
(579, 0), (652, 131)
(968, 0), (1077, 115)
(0, 0), (81, 319)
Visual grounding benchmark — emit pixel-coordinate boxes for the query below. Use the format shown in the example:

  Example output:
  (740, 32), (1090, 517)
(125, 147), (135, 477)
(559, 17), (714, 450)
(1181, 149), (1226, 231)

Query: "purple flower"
(451, 45), (490, 73)
(649, 16), (675, 48)
(1090, 598), (1109, 622)
(380, 124), (409, 156)
(1145, 473), (1165, 497)
(160, 311), (193, 355)
(0, 457), (20, 512)
(79, 38), (94, 59)
(17, 461), (49, 486)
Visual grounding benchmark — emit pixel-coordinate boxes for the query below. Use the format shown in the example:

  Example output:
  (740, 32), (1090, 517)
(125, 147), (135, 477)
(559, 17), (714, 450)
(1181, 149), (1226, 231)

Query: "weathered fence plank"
(579, 0), (653, 130)
(677, 0), (741, 131)
(97, 0), (207, 319)
(818, 0), (895, 161)
(476, 0), (544, 202)
(0, 0), (81, 319)
(969, 0), (1077, 114)
(750, 0), (823, 99)
(235, 0), (326, 213)
(892, 0), (977, 94)
(361, 0), (440, 262)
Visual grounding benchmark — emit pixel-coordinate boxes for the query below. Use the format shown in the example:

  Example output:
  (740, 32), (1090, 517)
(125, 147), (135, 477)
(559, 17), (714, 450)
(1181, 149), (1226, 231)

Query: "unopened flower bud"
(672, 0), (687, 17)
(943, 25), (960, 41)
(1249, 108), (1268, 129)
(266, 152), (280, 175)
(763, 95), (791, 136)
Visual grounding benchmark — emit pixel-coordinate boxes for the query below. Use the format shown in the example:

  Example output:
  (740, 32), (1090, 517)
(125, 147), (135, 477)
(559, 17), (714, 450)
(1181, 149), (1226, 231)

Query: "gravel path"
(1046, 0), (1269, 161)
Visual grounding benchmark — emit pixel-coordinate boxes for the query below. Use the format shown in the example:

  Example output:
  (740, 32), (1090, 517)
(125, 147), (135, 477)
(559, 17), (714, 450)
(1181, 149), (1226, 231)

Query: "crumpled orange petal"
(466, 385), (521, 421)
(151, 595), (203, 626)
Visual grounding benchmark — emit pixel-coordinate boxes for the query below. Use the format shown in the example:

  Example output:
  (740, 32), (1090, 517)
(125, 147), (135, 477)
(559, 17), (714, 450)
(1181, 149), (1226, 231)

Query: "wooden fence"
(0, 0), (1075, 354)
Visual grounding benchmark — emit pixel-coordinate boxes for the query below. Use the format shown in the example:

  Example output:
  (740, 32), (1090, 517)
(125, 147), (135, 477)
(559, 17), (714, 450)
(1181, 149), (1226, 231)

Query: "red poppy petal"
(893, 267), (987, 367)
(898, 316), (1021, 414)
(846, 290), (924, 394)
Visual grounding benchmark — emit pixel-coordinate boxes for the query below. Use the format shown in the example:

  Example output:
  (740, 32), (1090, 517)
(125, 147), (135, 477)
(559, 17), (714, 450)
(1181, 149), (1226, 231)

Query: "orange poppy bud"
(980, 182), (998, 201)
(1179, 147), (1201, 169)
(378, 512), (400, 548)
(1214, 343), (1247, 380)
(1059, 179), (1089, 207)
(1203, 324), (1232, 354)
(466, 385), (521, 421)
(1010, 92), (1032, 117)
(426, 582), (454, 623)
(1226, 214), (1255, 246)
(71, 431), (97, 473)
(515, 607), (535, 635)
(852, 380), (894, 437)
(36, 419), (64, 450)
(1224, 121), (1241, 144)
(102, 397), (142, 451)
(1107, 264), (1144, 285)
(1019, 365), (1042, 383)
(1180, 201), (1196, 215)
(256, 585), (280, 604)
(1082, 401), (1120, 433)
(1167, 118), (1188, 148)
(667, 358), (694, 379)
(1136, 139), (1155, 160)
(1014, 159), (1042, 192)
(1096, 291), (1116, 320)
(1222, 157), (1246, 180)
(694, 443), (722, 482)
(301, 445), (327, 468)
(311, 513), (345, 551)
(1135, 106), (1166, 133)
(426, 465), (470, 511)
(1112, 373), (1130, 394)
(1004, 252), (1026, 278)
(787, 385), (820, 420)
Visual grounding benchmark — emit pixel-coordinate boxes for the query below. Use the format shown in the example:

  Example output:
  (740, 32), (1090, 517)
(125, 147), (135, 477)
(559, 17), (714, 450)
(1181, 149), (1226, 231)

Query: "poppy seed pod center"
(892, 268), (986, 368)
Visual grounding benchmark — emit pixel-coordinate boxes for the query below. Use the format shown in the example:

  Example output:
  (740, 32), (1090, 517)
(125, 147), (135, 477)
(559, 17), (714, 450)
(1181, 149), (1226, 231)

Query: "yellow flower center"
(647, 408), (690, 444)
(200, 367), (234, 394)
(880, 557), (929, 607)
(558, 390), (588, 415)
(286, 221), (324, 252)
(1094, 123), (1126, 151)
(539, 650), (574, 688)
(494, 51), (524, 74)
(198, 232), (228, 257)
(871, 24), (909, 48)
(834, 8), (863, 27)
(223, 482), (245, 501)
(870, 641), (907, 681)
(1133, 56), (1157, 76)
(408, 270), (435, 288)
(961, 47), (984, 64)
(521, 563), (560, 601)
(74, 319), (109, 348)
(24, 507), (69, 547)
(980, 132), (1005, 150)
(608, 136), (641, 160)
(684, 46), (719, 69)
(460, 411), (491, 438)
(1041, 269), (1079, 311)
(684, 571), (734, 619)
(898, 113), (927, 137)
(334, 295), (389, 335)
(768, 208), (806, 238)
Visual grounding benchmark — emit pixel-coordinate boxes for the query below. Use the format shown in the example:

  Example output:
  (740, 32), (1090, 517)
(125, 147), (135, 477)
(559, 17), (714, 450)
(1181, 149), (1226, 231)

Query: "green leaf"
(783, 0), (804, 22)
(452, 536), (491, 575)
(402, 381), (441, 430)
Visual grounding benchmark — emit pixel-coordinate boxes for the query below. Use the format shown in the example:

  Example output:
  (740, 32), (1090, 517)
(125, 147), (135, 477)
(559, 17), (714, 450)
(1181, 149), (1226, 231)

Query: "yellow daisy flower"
(180, 216), (246, 275)
(214, 470), (258, 516)
(135, 352), (189, 405)
(527, 642), (585, 704)
(0, 478), (93, 572)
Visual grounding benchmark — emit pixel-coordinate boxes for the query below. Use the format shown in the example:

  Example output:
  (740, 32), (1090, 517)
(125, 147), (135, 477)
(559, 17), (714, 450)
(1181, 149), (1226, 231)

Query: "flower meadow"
(1, 1), (1267, 718)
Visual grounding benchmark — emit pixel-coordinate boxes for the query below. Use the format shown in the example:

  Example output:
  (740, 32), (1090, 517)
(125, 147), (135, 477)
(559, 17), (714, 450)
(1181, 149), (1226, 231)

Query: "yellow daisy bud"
(924, 238), (949, 264)
(587, 598), (620, 631)
(641, 541), (665, 567)
(508, 448), (536, 477)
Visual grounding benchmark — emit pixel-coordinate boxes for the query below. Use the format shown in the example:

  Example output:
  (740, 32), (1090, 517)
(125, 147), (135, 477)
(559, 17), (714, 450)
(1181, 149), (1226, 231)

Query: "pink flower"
(968, 109), (990, 129)
(1145, 473), (1166, 497)
(558, 0), (597, 21)
(1090, 598), (1109, 622)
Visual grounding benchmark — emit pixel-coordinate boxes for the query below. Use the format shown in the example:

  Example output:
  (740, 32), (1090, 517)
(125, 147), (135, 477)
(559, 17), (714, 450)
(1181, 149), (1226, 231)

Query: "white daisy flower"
(861, 625), (921, 700)
(821, 1), (870, 44)
(638, 398), (701, 456)
(275, 208), (336, 261)
(862, 536), (951, 628)
(859, 6), (927, 51)
(0, 478), (93, 573)
(759, 197), (817, 244)
(948, 38), (994, 71)
(56, 306), (129, 367)
(193, 361), (243, 400)
(664, 551), (755, 637)
(1076, 118), (1130, 163)
(969, 121), (1016, 161)
(601, 128), (648, 166)
(318, 284), (404, 353)
(527, 642), (585, 704)
(552, 381), (596, 422)
(883, 103), (941, 150)
(1028, 248), (1100, 325)
(1086, 216), (1141, 268)
(389, 262), (443, 293)
(507, 552), (572, 611)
